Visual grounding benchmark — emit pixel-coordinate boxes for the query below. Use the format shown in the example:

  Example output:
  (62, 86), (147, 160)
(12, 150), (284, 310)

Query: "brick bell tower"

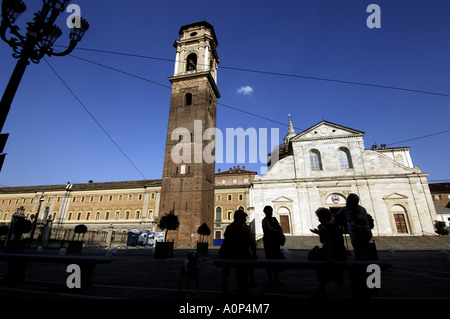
(159, 21), (220, 247)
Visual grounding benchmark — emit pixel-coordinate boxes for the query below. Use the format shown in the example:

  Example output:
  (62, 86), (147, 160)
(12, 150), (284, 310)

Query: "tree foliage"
(435, 220), (449, 236)
(74, 224), (88, 240)
(158, 210), (179, 242)
(197, 223), (211, 242)
(14, 218), (32, 235)
(74, 224), (88, 234)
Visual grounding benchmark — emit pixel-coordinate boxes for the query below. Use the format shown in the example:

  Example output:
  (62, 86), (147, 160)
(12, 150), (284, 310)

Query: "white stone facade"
(249, 121), (437, 239)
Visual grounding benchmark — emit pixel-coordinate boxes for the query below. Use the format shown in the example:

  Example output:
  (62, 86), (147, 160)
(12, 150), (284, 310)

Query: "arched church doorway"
(391, 205), (409, 234)
(277, 206), (291, 234)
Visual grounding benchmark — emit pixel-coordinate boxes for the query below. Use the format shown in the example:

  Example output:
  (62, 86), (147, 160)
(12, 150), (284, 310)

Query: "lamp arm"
(0, 20), (11, 43)
(49, 40), (77, 57)
(0, 21), (23, 48)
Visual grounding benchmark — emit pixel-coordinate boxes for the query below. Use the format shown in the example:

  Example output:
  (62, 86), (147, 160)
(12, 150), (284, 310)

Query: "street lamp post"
(0, 0), (89, 170)
(28, 192), (44, 247)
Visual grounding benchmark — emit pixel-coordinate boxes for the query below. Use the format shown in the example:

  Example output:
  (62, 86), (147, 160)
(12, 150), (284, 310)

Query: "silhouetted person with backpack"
(262, 205), (285, 287)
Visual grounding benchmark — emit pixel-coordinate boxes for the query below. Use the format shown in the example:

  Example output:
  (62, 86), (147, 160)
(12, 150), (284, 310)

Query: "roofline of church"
(372, 146), (411, 151)
(295, 120), (366, 138)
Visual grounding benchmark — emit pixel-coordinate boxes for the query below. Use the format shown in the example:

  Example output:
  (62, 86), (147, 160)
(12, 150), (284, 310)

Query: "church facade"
(249, 120), (438, 240)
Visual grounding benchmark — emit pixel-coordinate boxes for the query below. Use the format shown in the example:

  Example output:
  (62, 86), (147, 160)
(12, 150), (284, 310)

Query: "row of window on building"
(1, 209), (156, 222)
(0, 193), (157, 206)
(309, 147), (353, 171)
(215, 206), (245, 221)
(70, 193), (156, 203)
(434, 194), (450, 200)
(216, 194), (244, 201)
(65, 209), (155, 221)
(2, 192), (241, 208)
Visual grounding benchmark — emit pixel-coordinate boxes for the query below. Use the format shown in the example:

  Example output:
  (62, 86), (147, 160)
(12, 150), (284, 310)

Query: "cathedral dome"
(268, 114), (296, 168)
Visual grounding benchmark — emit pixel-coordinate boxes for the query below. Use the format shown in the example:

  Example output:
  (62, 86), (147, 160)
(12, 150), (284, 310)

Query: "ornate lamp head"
(69, 17), (89, 42)
(40, 24), (61, 48)
(43, 0), (71, 13)
(1, 0), (27, 24)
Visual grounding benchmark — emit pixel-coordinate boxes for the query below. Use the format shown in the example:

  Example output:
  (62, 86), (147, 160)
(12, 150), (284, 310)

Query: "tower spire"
(284, 113), (296, 142)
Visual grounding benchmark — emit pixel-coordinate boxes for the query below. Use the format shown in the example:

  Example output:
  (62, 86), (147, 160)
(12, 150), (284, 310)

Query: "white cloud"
(236, 85), (254, 96)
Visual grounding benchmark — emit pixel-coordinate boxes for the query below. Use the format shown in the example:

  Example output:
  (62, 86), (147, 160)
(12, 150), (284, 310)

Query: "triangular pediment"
(383, 192), (409, 200)
(272, 196), (293, 203)
(291, 121), (365, 141)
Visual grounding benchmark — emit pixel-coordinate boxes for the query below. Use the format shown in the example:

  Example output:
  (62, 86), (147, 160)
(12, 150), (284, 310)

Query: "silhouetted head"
(315, 207), (331, 223)
(187, 251), (197, 261)
(263, 205), (273, 217)
(346, 193), (359, 209)
(234, 209), (248, 222)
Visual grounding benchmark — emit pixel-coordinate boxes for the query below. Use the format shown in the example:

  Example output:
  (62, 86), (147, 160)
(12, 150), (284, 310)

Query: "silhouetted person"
(336, 193), (372, 260)
(336, 194), (375, 298)
(310, 207), (347, 297)
(262, 205), (284, 287)
(179, 251), (200, 297)
(219, 210), (257, 294)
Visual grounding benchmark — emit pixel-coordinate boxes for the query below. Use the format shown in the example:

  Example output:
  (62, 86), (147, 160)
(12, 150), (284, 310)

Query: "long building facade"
(0, 168), (256, 248)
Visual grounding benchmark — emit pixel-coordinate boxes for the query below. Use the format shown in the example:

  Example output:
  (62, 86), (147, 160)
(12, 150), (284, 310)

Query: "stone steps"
(257, 235), (450, 251)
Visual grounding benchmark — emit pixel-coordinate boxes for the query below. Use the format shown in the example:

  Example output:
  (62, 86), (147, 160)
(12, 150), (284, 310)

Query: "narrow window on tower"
(185, 93), (192, 106)
(186, 53), (197, 72)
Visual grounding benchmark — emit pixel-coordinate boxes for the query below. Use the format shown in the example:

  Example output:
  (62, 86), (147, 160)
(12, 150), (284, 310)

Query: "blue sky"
(0, 0), (449, 187)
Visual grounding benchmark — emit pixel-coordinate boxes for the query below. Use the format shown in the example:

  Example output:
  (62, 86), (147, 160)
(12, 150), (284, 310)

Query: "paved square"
(0, 247), (449, 301)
